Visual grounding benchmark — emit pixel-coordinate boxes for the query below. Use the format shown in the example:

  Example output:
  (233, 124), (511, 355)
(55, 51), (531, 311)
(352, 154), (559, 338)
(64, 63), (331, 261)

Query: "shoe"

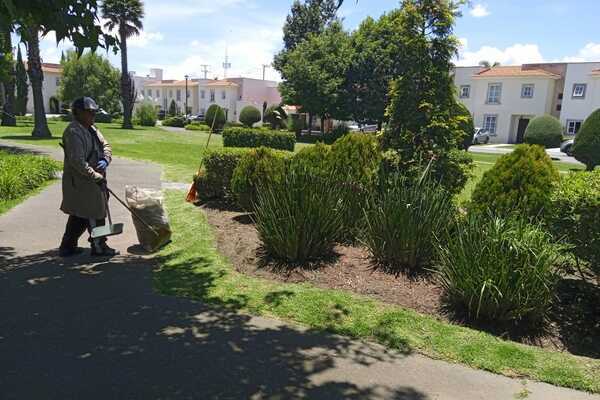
(91, 242), (120, 257)
(59, 247), (84, 258)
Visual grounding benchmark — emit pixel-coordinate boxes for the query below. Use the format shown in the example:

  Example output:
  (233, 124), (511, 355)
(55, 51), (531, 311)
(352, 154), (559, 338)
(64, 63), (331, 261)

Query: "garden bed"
(201, 200), (600, 359)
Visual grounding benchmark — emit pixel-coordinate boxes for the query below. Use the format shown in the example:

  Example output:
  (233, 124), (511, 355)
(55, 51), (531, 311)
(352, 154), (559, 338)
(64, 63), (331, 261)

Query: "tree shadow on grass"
(1, 135), (61, 141)
(0, 248), (423, 399)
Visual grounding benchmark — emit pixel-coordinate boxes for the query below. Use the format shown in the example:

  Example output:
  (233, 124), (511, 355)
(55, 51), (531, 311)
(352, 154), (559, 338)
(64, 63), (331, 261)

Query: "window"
(556, 104), (562, 111)
(55, 77), (60, 86)
(521, 84), (534, 98)
(148, 89), (152, 98)
(486, 83), (502, 104)
(169, 90), (173, 98)
(221, 91), (226, 100)
(156, 90), (160, 98)
(201, 90), (205, 99)
(210, 89), (215, 102)
(566, 120), (583, 135)
(572, 83), (587, 98)
(459, 85), (470, 99)
(558, 93), (563, 100)
(176, 89), (181, 101)
(483, 114), (498, 134)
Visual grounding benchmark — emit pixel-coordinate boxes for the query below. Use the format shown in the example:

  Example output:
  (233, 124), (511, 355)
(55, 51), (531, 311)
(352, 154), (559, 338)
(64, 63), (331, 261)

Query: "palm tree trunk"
(0, 27), (16, 127)
(26, 26), (51, 138)
(120, 26), (133, 129)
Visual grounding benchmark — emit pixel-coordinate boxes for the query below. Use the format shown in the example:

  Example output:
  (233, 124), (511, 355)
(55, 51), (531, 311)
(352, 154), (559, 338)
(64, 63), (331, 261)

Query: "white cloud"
(470, 3), (490, 18)
(128, 31), (164, 48)
(564, 42), (600, 62)
(457, 43), (544, 66)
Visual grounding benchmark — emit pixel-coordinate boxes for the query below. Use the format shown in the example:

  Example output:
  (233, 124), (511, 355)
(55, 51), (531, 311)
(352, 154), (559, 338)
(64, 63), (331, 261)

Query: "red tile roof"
(474, 66), (560, 78)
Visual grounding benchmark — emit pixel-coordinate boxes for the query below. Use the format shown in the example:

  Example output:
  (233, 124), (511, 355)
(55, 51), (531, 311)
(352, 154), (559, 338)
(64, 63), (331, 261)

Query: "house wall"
(560, 62), (600, 131)
(26, 70), (62, 114)
(454, 66), (482, 112)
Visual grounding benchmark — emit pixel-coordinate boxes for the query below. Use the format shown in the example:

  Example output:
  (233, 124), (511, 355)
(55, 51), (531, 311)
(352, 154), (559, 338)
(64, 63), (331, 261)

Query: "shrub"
(239, 105), (262, 128)
(524, 115), (563, 148)
(168, 99), (177, 117)
(135, 102), (157, 127)
(433, 149), (474, 196)
(572, 108), (600, 171)
(224, 121), (244, 129)
(94, 112), (113, 124)
(205, 104), (226, 131)
(0, 151), (60, 202)
(470, 144), (559, 218)
(222, 127), (296, 151)
(184, 122), (209, 131)
(435, 214), (560, 325)
(453, 102), (474, 150)
(193, 148), (250, 201)
(547, 170), (600, 281)
(264, 105), (288, 130)
(162, 116), (187, 127)
(289, 142), (332, 178)
(362, 172), (455, 273)
(323, 124), (350, 144)
(288, 114), (305, 135)
(254, 165), (346, 263)
(230, 147), (289, 210)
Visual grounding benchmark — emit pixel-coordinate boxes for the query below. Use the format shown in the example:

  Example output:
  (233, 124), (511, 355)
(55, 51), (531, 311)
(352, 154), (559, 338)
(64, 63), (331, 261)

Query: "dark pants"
(60, 215), (106, 250)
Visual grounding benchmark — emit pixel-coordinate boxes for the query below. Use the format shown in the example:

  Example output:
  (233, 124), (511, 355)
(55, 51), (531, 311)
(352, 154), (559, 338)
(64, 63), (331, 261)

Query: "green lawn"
(158, 190), (600, 393)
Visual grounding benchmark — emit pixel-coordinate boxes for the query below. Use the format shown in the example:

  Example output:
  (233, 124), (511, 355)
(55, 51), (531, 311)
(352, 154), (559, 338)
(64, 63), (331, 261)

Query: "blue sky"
(34, 0), (600, 81)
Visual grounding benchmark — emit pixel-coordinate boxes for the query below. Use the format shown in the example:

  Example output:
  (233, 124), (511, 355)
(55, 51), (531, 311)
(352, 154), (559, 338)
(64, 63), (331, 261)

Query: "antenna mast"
(222, 46), (231, 79)
(200, 64), (210, 79)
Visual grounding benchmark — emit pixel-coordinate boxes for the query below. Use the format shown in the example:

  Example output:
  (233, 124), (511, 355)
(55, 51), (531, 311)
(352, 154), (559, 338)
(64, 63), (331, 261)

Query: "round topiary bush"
(523, 115), (563, 148)
(572, 108), (600, 171)
(205, 104), (226, 130)
(470, 144), (559, 218)
(239, 105), (262, 128)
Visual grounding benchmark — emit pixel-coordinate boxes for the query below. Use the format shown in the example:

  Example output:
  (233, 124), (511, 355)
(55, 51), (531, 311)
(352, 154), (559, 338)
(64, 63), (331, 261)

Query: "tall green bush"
(453, 102), (474, 150)
(547, 170), (600, 281)
(436, 214), (560, 325)
(134, 102), (157, 127)
(239, 105), (262, 128)
(362, 172), (455, 273)
(231, 147), (290, 210)
(206, 104), (226, 131)
(524, 115), (563, 148)
(572, 108), (600, 171)
(470, 144), (559, 218)
(194, 148), (250, 201)
(222, 128), (296, 151)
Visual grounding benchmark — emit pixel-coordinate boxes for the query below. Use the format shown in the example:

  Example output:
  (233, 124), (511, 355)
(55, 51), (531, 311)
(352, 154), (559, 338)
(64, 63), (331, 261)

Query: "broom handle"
(106, 187), (160, 237)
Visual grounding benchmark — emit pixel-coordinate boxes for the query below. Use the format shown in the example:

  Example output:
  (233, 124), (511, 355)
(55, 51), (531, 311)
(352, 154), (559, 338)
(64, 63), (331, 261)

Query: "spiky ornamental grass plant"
(362, 172), (455, 273)
(253, 164), (347, 264)
(435, 213), (560, 325)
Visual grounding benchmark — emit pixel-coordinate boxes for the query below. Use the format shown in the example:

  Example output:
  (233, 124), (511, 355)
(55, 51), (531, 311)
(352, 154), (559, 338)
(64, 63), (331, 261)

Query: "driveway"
(0, 140), (597, 400)
(469, 144), (583, 165)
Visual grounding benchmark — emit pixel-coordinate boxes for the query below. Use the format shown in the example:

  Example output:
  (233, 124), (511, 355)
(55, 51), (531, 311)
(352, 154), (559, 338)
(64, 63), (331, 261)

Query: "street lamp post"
(184, 74), (189, 117)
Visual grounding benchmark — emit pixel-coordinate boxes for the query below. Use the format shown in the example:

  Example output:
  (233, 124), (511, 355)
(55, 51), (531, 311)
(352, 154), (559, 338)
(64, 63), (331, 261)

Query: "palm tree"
(102, 0), (144, 130)
(478, 60), (501, 68)
(0, 23), (16, 127)
(25, 25), (51, 137)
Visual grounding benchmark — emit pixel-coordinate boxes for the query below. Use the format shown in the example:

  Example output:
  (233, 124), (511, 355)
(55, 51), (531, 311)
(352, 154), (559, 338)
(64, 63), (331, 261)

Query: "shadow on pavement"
(0, 248), (424, 400)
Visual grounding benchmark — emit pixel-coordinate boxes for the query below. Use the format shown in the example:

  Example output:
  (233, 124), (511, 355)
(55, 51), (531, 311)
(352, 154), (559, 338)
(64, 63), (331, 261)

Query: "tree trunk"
(120, 26), (133, 129)
(0, 28), (16, 127)
(26, 26), (51, 138)
(320, 115), (325, 134)
(307, 113), (313, 134)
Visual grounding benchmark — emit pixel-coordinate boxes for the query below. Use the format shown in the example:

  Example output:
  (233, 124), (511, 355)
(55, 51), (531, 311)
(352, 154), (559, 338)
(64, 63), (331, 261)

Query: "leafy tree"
(572, 108), (600, 171)
(15, 45), (28, 116)
(453, 102), (474, 150)
(279, 22), (353, 133)
(205, 104), (226, 131)
(1, 0), (117, 137)
(239, 105), (261, 127)
(168, 99), (177, 117)
(524, 115), (563, 148)
(59, 51), (121, 115)
(102, 0), (145, 129)
(0, 23), (16, 126)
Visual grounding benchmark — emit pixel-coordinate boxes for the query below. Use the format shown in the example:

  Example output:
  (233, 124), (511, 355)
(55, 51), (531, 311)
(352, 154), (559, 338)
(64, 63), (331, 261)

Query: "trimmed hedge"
(239, 105), (262, 128)
(222, 127), (296, 151)
(162, 116), (187, 127)
(185, 122), (210, 131)
(547, 170), (600, 280)
(572, 108), (600, 171)
(524, 115), (563, 148)
(194, 148), (250, 201)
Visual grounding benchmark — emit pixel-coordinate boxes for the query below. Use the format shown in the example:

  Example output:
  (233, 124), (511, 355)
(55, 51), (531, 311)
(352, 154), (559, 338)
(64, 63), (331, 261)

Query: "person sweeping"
(58, 97), (119, 257)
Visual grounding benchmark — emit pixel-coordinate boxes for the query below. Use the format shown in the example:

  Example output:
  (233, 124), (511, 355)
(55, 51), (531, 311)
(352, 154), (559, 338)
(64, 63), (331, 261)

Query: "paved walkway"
(0, 140), (597, 400)
(469, 144), (583, 165)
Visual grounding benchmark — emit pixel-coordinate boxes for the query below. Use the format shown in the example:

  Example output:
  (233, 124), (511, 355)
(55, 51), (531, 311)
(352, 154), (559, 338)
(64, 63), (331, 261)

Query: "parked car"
(189, 114), (205, 122)
(348, 123), (378, 133)
(472, 128), (491, 144)
(560, 139), (574, 156)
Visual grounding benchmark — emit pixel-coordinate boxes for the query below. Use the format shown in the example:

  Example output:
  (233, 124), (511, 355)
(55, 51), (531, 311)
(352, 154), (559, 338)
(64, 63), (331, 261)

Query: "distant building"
(25, 63), (64, 114)
(454, 62), (600, 143)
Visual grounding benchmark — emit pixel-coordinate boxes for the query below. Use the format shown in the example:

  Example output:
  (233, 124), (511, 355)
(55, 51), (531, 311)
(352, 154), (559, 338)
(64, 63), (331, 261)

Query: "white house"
(25, 63), (63, 114)
(455, 62), (600, 143)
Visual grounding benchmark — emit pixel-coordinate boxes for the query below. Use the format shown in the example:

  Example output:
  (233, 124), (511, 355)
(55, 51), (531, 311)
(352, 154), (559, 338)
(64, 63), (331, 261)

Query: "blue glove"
(96, 159), (108, 171)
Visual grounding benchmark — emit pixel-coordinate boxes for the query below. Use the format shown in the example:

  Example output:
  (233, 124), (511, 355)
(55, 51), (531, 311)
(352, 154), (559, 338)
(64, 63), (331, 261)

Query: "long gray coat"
(60, 121), (112, 220)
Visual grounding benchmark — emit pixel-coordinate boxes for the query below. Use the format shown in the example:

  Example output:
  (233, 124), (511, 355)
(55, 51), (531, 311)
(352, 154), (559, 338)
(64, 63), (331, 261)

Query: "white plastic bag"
(125, 186), (172, 252)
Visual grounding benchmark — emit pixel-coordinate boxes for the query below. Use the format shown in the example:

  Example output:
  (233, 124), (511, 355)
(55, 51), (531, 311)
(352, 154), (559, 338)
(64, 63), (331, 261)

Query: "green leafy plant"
(231, 147), (290, 210)
(547, 170), (600, 282)
(193, 148), (250, 201)
(289, 142), (332, 178)
(264, 105), (288, 130)
(0, 151), (59, 202)
(184, 122), (209, 131)
(435, 213), (560, 325)
(205, 104), (226, 131)
(470, 144), (559, 218)
(453, 102), (474, 150)
(362, 172), (455, 273)
(222, 127), (296, 151)
(162, 116), (187, 127)
(572, 108), (600, 171)
(134, 101), (157, 127)
(254, 165), (346, 263)
(524, 115), (563, 148)
(324, 124), (350, 144)
(239, 105), (262, 128)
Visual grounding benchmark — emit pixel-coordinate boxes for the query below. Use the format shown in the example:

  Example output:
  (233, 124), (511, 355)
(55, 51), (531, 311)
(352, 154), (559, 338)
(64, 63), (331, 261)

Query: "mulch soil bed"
(200, 201), (599, 359)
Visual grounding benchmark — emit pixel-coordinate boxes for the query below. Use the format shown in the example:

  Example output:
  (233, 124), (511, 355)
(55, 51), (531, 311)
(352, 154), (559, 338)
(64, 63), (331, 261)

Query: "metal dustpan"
(91, 186), (124, 239)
